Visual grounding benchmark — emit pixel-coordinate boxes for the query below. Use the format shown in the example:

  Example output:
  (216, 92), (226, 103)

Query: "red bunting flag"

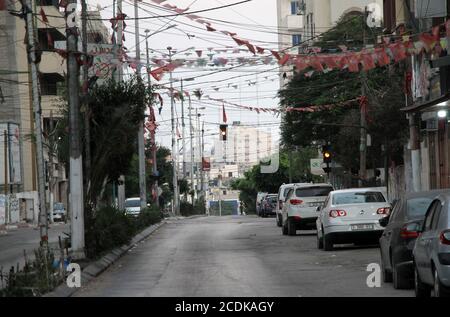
(40, 7), (49, 23)
(271, 50), (281, 61)
(278, 54), (291, 66)
(246, 43), (256, 55)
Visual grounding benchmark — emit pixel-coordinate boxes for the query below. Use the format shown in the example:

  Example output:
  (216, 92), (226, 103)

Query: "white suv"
(276, 183), (310, 227)
(281, 183), (334, 236)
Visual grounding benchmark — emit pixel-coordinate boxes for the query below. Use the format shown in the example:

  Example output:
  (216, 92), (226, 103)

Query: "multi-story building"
(212, 121), (272, 174)
(276, 0), (383, 85)
(0, 2), (110, 225)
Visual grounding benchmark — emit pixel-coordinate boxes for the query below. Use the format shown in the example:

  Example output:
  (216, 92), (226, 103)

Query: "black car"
(260, 194), (278, 217)
(379, 189), (449, 289)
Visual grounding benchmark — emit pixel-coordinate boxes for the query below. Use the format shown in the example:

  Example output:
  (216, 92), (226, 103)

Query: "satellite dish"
(366, 3), (382, 28)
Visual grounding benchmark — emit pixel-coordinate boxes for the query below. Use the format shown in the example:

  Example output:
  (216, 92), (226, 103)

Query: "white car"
(125, 197), (142, 216)
(316, 188), (390, 251)
(281, 183), (334, 236)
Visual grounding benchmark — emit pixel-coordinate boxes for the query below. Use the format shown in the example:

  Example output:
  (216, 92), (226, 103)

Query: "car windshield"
(125, 199), (141, 208)
(332, 191), (386, 205)
(295, 186), (333, 197)
(407, 197), (433, 219)
(267, 196), (277, 203)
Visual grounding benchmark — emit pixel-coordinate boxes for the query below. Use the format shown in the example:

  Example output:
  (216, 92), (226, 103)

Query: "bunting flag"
(222, 103), (227, 123)
(40, 7), (49, 23)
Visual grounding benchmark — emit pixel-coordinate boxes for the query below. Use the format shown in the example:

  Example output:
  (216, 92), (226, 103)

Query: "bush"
(85, 205), (163, 259)
(85, 206), (135, 258)
(135, 206), (162, 230)
(180, 201), (194, 216)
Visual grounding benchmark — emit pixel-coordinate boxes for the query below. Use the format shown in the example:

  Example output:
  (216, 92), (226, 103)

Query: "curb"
(44, 221), (166, 297)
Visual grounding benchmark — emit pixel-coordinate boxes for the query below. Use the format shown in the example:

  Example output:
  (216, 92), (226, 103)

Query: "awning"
(401, 93), (450, 113)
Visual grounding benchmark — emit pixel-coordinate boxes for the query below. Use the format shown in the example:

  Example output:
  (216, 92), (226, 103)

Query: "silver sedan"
(413, 193), (450, 297)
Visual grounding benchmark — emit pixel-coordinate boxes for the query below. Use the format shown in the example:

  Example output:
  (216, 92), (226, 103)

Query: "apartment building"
(0, 2), (110, 225)
(212, 121), (272, 174)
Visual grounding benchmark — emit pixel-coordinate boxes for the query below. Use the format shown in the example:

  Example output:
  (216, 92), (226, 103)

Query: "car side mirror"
(316, 206), (322, 212)
(379, 216), (390, 228)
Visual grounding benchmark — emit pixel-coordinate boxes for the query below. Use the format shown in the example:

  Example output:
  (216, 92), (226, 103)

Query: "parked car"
(53, 202), (66, 222)
(256, 192), (268, 216)
(260, 194), (277, 217)
(275, 183), (311, 227)
(125, 197), (142, 216)
(413, 193), (450, 297)
(316, 187), (390, 251)
(379, 190), (447, 289)
(282, 183), (334, 236)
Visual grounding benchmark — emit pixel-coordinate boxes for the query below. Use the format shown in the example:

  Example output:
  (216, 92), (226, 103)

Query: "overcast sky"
(90, 0), (281, 155)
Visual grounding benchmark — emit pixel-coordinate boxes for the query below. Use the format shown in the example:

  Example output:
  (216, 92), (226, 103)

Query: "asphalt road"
(75, 216), (413, 297)
(0, 223), (69, 274)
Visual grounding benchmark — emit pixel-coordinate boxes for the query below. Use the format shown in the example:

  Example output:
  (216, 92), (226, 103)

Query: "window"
(295, 186), (333, 198)
(292, 34), (302, 46)
(431, 203), (442, 230)
(332, 191), (386, 205)
(290, 1), (299, 15)
(389, 199), (403, 222)
(423, 200), (438, 232)
(407, 197), (434, 219)
(285, 189), (294, 201)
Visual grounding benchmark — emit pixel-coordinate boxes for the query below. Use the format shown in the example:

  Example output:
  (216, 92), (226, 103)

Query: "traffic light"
(219, 124), (228, 141)
(322, 145), (332, 164)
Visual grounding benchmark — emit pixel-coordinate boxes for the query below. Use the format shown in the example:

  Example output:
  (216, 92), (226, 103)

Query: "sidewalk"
(0, 222), (70, 273)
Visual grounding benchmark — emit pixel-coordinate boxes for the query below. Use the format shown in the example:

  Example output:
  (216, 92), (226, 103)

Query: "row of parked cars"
(257, 183), (450, 297)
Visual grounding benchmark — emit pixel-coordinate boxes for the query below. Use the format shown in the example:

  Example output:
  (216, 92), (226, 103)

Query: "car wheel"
(434, 269), (450, 297)
(323, 233), (333, 251)
(393, 263), (412, 289)
(380, 251), (392, 283)
(317, 232), (324, 249)
(414, 264), (431, 297)
(287, 218), (296, 236)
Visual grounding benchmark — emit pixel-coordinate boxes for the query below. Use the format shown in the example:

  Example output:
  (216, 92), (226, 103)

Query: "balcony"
(36, 5), (66, 37)
(286, 14), (304, 31)
(40, 51), (66, 75)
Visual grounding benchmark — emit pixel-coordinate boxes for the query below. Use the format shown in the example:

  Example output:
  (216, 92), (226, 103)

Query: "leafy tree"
(56, 77), (153, 208)
(279, 13), (408, 172)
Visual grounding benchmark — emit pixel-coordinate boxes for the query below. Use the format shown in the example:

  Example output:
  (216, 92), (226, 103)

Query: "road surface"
(75, 216), (413, 297)
(0, 223), (69, 274)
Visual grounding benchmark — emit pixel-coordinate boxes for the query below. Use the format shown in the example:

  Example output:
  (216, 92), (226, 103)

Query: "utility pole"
(189, 97), (195, 203)
(67, 0), (85, 258)
(116, 0), (125, 210)
(201, 121), (205, 201)
(218, 170), (222, 217)
(145, 30), (158, 207)
(181, 79), (186, 179)
(359, 7), (368, 187)
(168, 47), (179, 215)
(81, 0), (91, 199)
(24, 0), (48, 242)
(48, 110), (55, 224)
(196, 108), (201, 199)
(135, 0), (147, 210)
(4, 130), (8, 224)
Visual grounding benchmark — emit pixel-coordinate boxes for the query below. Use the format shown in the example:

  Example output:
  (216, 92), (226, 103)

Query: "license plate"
(351, 224), (374, 231)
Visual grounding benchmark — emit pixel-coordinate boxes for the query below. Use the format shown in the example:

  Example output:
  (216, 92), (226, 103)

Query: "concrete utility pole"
(189, 97), (195, 203)
(359, 7), (368, 187)
(201, 121), (205, 200)
(116, 0), (125, 210)
(24, 0), (48, 242)
(81, 0), (91, 192)
(196, 108), (201, 198)
(181, 79), (186, 179)
(67, 0), (85, 258)
(48, 110), (55, 224)
(145, 30), (159, 207)
(3, 130), (8, 224)
(168, 47), (179, 215)
(134, 0), (147, 210)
